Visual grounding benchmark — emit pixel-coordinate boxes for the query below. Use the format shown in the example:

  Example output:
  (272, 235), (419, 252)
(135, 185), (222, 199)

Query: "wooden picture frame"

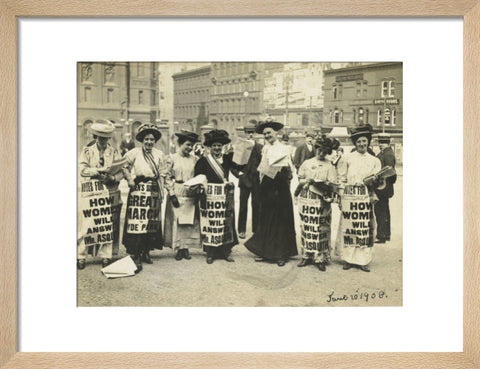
(1, 1), (478, 367)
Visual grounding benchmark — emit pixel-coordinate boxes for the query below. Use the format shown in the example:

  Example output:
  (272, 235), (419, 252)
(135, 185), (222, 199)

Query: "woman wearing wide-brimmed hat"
(244, 119), (298, 267)
(335, 124), (381, 272)
(295, 137), (338, 271)
(122, 123), (167, 273)
(194, 129), (239, 264)
(78, 120), (124, 270)
(164, 130), (203, 261)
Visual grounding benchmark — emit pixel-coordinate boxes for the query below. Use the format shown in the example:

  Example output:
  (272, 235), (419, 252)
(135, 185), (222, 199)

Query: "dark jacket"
(194, 153), (237, 183)
(293, 143), (315, 170)
(120, 139), (136, 156)
(238, 142), (263, 188)
(375, 146), (397, 198)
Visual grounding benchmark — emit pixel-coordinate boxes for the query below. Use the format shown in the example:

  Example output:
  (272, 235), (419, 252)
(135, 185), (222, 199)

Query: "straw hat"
(90, 120), (115, 138)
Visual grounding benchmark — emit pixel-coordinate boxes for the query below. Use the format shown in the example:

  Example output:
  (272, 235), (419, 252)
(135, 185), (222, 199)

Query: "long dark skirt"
(122, 179), (163, 256)
(244, 174), (297, 261)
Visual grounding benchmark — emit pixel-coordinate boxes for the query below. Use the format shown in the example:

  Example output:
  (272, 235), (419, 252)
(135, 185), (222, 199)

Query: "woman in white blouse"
(164, 130), (203, 261)
(296, 137), (337, 271)
(122, 124), (167, 273)
(335, 124), (381, 272)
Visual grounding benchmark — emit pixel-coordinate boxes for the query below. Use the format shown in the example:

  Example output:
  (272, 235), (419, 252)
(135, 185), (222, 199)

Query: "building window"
(358, 107), (365, 124)
(382, 81), (388, 97)
(356, 81), (367, 97)
(365, 108), (369, 124)
(389, 81), (395, 97)
(377, 109), (382, 126)
(138, 90), (144, 104)
(106, 88), (114, 103)
(391, 109), (396, 126)
(333, 84), (342, 100)
(334, 109), (340, 124)
(353, 109), (356, 123)
(382, 80), (395, 97)
(84, 87), (91, 102)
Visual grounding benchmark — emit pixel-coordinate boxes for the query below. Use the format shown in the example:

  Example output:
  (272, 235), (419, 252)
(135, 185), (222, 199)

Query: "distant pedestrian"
(293, 132), (315, 172)
(237, 120), (263, 239)
(119, 132), (135, 156)
(374, 133), (397, 243)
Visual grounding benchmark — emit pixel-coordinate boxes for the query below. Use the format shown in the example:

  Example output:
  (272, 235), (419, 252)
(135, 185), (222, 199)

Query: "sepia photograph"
(77, 61), (403, 307)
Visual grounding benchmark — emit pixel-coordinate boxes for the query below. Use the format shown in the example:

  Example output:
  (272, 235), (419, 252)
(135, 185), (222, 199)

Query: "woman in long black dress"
(194, 129), (239, 264)
(244, 120), (298, 266)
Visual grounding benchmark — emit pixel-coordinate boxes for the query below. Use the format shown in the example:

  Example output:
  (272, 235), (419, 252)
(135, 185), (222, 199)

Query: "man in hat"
(120, 132), (135, 156)
(374, 133), (397, 243)
(237, 120), (263, 239)
(293, 132), (315, 172)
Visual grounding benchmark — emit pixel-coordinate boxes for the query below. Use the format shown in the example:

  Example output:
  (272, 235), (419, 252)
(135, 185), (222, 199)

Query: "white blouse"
(337, 151), (381, 185)
(124, 147), (167, 178)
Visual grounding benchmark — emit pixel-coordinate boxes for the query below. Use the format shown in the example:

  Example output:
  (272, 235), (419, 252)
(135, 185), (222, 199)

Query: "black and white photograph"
(77, 61), (403, 307)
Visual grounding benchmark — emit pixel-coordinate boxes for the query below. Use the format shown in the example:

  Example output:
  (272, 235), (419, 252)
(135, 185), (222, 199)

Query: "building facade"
(208, 62), (283, 135)
(323, 62), (403, 139)
(158, 62), (209, 131)
(77, 62), (159, 151)
(172, 65), (212, 133)
(263, 62), (356, 133)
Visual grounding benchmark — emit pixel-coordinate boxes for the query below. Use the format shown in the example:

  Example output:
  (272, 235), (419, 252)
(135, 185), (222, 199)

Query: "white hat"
(90, 120), (115, 138)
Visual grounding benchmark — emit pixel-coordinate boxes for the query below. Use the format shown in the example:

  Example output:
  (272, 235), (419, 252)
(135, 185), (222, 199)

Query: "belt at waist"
(175, 180), (184, 184)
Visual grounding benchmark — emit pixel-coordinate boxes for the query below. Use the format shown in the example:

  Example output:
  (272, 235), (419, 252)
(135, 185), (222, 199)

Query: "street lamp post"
(383, 98), (386, 133)
(243, 91), (249, 127)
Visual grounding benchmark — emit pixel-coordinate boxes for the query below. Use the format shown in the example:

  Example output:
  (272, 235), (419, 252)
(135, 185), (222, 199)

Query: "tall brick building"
(323, 62), (403, 140)
(77, 62), (159, 151)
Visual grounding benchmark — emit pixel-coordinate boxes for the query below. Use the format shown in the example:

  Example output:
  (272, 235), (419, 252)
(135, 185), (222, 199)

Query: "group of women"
(78, 119), (382, 274)
(78, 121), (241, 273)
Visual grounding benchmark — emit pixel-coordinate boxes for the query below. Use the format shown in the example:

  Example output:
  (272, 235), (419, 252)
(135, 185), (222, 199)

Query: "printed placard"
(339, 185), (375, 247)
(297, 192), (331, 253)
(79, 179), (114, 247)
(232, 137), (254, 165)
(199, 183), (235, 247)
(125, 181), (161, 234)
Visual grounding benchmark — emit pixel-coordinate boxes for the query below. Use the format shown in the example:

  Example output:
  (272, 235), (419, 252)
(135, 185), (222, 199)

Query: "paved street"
(78, 171), (403, 307)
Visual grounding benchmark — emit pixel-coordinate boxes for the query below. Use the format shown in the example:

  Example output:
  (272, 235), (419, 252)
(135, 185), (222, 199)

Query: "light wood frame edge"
(1, 1), (478, 368)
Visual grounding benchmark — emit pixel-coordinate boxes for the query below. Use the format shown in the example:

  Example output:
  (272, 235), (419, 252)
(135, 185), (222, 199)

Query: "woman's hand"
(104, 174), (115, 184)
(170, 194), (180, 208)
(128, 178), (135, 188)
